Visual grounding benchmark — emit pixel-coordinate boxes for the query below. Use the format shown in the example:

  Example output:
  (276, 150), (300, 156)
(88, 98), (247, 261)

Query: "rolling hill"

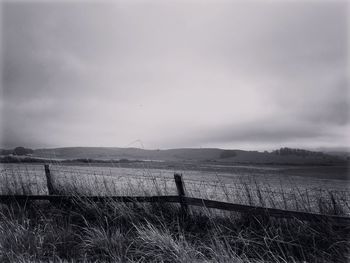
(29, 147), (347, 165)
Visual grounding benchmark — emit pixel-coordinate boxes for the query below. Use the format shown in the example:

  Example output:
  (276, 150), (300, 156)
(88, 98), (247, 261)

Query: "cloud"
(1, 0), (349, 150)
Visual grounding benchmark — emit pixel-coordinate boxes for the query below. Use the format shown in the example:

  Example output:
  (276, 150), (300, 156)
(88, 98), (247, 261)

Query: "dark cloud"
(1, 1), (349, 150)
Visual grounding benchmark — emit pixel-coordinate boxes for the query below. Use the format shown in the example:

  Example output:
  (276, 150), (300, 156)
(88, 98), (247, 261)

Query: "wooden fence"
(0, 164), (349, 227)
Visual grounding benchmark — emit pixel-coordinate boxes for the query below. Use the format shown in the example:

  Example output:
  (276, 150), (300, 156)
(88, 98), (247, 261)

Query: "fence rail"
(1, 194), (350, 226)
(0, 164), (349, 227)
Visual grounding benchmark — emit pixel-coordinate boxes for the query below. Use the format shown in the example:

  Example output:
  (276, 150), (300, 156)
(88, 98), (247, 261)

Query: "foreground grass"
(1, 164), (349, 262)
(0, 199), (349, 263)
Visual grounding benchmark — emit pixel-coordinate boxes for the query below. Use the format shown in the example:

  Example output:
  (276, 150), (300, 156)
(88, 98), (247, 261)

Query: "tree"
(12, 147), (34, 156)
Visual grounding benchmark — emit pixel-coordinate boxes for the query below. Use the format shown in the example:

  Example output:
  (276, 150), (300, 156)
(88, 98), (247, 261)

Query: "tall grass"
(0, 164), (349, 262)
(0, 198), (349, 262)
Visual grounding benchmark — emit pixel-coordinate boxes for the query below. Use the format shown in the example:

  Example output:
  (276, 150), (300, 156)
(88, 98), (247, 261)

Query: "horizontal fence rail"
(1, 194), (350, 226)
(0, 164), (349, 227)
(0, 195), (180, 203)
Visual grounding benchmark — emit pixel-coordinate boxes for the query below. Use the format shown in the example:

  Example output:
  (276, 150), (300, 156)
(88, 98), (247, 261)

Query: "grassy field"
(0, 163), (349, 262)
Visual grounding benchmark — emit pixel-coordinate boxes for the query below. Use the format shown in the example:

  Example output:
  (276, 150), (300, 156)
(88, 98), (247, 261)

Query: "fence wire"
(1, 164), (349, 214)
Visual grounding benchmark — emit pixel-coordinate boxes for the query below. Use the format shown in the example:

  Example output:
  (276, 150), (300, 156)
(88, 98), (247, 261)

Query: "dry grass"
(0, 199), (349, 262)
(0, 164), (349, 262)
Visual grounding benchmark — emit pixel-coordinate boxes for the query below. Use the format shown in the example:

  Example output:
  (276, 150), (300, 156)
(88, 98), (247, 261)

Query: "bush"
(12, 147), (34, 156)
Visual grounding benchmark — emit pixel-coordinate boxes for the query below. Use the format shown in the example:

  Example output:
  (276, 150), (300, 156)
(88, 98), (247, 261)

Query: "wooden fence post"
(174, 173), (188, 216)
(44, 164), (55, 195)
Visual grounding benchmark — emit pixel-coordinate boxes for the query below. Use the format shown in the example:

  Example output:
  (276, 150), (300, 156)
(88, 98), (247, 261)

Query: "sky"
(0, 0), (349, 150)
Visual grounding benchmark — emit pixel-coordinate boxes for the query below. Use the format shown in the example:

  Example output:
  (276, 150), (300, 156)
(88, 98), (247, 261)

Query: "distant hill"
(33, 147), (223, 162)
(29, 147), (347, 165)
(313, 147), (350, 159)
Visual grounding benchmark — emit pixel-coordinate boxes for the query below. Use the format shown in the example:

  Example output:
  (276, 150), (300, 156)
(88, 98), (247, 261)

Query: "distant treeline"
(219, 147), (334, 159)
(0, 155), (142, 164)
(63, 158), (142, 164)
(272, 147), (329, 158)
(0, 156), (43, 163)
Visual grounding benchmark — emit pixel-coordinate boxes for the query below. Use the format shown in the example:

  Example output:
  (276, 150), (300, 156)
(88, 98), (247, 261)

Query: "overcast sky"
(1, 0), (349, 150)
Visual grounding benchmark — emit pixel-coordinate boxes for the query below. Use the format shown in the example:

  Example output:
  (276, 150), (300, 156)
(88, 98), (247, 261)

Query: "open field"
(1, 163), (349, 212)
(0, 162), (349, 262)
